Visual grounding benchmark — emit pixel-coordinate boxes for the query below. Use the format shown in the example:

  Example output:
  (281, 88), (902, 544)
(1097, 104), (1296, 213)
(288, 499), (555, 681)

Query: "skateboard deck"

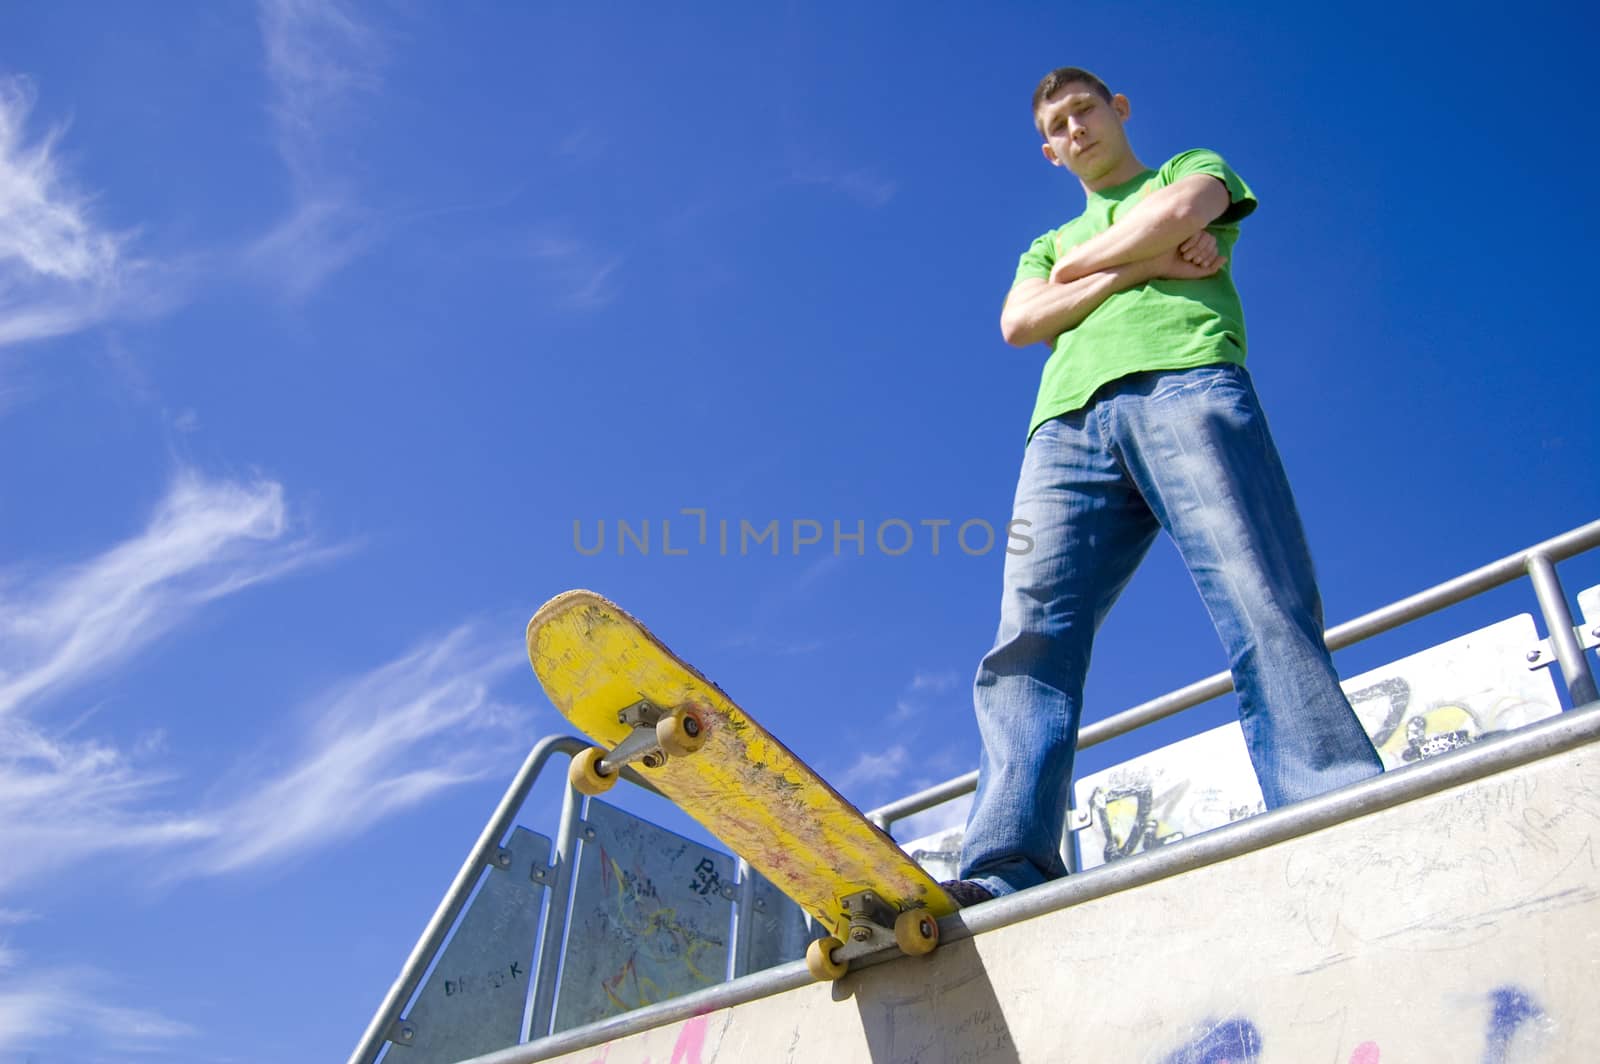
(526, 590), (956, 978)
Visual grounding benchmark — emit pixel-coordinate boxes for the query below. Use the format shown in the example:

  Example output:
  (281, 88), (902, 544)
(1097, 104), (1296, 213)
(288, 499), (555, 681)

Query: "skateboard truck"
(804, 890), (940, 981)
(567, 699), (709, 796)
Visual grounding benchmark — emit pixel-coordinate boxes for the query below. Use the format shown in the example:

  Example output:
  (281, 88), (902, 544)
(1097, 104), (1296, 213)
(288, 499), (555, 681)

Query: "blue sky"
(2, 2), (1597, 1060)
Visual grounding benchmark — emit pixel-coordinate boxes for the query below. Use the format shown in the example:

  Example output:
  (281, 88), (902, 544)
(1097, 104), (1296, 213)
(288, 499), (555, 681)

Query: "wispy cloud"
(835, 744), (912, 794)
(892, 793), (973, 843)
(555, 125), (607, 163)
(909, 670), (961, 694)
(712, 556), (847, 656)
(0, 620), (525, 893)
(0, 471), (320, 717)
(894, 669), (963, 721)
(0, 469), (525, 895)
(788, 164), (897, 209)
(246, 196), (380, 303)
(716, 632), (826, 656)
(0, 718), (213, 894)
(0, 954), (195, 1054)
(883, 668), (974, 833)
(258, 0), (383, 183)
(831, 668), (973, 808)
(526, 233), (624, 311)
(249, 0), (386, 300)
(0, 471), (328, 892)
(181, 627), (527, 877)
(0, 76), (139, 349)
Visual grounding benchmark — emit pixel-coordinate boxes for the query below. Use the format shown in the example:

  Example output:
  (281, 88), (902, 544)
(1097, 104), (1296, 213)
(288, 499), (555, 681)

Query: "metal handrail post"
(730, 858), (757, 978)
(524, 779), (586, 1040)
(1526, 553), (1600, 707)
(347, 734), (588, 1064)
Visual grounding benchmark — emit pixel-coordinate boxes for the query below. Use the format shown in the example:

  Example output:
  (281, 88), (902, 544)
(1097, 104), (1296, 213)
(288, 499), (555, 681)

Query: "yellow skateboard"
(526, 590), (956, 981)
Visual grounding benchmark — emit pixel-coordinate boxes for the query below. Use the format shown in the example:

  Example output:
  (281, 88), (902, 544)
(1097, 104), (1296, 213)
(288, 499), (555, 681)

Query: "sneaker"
(939, 879), (995, 908)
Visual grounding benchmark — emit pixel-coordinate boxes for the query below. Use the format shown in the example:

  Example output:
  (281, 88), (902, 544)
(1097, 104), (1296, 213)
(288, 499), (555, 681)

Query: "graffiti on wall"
(579, 1013), (710, 1064)
(1160, 1016), (1262, 1064)
(569, 983), (1557, 1064)
(1343, 614), (1561, 769)
(592, 849), (726, 1013)
(1073, 722), (1266, 870)
(1071, 614), (1563, 870)
(1156, 984), (1555, 1064)
(553, 801), (732, 1033)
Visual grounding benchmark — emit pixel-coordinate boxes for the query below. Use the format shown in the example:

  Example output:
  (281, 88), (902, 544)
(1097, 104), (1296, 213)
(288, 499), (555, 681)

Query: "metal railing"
(351, 518), (1600, 1064)
(349, 738), (669, 1064)
(349, 743), (790, 1061)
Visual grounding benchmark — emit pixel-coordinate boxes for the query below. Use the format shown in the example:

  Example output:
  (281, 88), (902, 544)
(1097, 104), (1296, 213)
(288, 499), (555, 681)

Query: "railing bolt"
(1526, 650), (1542, 662)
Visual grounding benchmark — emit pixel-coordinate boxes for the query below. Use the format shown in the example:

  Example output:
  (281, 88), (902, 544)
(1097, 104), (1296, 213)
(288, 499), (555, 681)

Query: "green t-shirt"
(1014, 148), (1257, 438)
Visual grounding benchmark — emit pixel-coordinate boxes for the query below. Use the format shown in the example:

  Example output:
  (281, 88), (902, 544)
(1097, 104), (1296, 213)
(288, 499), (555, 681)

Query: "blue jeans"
(960, 364), (1382, 896)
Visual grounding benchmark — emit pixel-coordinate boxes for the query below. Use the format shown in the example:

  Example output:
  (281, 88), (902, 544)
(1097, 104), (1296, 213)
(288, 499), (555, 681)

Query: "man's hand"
(1178, 229), (1219, 269)
(1151, 242), (1226, 280)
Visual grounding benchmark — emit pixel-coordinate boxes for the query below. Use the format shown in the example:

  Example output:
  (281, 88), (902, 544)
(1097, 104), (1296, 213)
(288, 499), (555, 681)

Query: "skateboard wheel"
(656, 706), (708, 757)
(568, 747), (616, 796)
(894, 908), (939, 956)
(805, 937), (848, 981)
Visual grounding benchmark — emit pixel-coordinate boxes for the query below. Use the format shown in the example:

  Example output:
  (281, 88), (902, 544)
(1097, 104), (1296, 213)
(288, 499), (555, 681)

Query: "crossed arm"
(999, 175), (1234, 349)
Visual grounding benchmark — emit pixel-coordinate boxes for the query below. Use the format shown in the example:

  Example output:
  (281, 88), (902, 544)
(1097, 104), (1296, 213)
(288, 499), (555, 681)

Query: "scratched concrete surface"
(534, 737), (1599, 1063)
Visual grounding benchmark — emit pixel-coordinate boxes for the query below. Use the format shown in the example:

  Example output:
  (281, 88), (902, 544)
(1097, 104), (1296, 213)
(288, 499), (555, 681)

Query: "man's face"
(1035, 84), (1132, 183)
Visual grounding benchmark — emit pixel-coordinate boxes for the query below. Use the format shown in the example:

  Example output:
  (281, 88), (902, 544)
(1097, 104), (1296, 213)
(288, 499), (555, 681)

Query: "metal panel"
(388, 827), (551, 1063)
(1073, 719), (1264, 872)
(1343, 613), (1562, 765)
(552, 800), (733, 1033)
(1580, 583), (1600, 649)
(736, 871), (821, 977)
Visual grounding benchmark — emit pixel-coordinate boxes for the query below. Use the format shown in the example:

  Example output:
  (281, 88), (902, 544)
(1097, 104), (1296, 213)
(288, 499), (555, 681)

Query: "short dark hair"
(1031, 67), (1113, 132)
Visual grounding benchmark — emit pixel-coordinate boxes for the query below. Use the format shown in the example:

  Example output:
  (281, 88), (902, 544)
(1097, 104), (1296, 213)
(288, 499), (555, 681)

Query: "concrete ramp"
(507, 714), (1600, 1063)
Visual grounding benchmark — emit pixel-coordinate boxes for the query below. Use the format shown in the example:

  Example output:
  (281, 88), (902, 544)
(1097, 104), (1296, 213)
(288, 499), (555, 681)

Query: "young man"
(942, 68), (1383, 906)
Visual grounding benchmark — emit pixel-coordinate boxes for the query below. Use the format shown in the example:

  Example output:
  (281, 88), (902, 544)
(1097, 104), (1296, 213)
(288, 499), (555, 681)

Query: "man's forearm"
(1050, 175), (1229, 283)
(1000, 263), (1152, 348)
